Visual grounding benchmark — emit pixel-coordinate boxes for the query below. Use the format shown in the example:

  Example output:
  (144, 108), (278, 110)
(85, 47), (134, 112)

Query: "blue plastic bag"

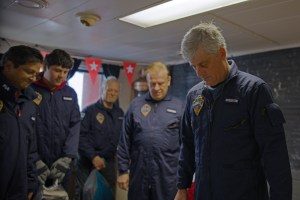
(82, 169), (114, 200)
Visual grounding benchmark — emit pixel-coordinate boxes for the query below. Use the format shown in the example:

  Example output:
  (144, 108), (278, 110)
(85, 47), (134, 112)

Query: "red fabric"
(123, 61), (136, 86)
(81, 73), (101, 109)
(187, 182), (195, 200)
(41, 51), (48, 58)
(34, 75), (66, 92)
(85, 58), (102, 84)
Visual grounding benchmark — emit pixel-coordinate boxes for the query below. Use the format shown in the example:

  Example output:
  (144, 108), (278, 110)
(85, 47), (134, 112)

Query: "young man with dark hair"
(31, 49), (81, 196)
(0, 45), (43, 200)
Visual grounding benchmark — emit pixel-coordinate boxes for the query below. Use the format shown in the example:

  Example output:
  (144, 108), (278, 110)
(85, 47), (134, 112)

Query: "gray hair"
(101, 76), (119, 96)
(181, 22), (227, 62)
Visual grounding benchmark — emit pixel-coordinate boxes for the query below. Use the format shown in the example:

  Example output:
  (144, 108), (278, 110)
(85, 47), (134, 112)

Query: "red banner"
(41, 51), (48, 58)
(85, 58), (102, 84)
(123, 61), (136, 86)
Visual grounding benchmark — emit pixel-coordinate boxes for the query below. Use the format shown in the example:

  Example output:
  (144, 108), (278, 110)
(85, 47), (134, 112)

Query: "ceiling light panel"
(119, 0), (249, 28)
(14, 0), (48, 9)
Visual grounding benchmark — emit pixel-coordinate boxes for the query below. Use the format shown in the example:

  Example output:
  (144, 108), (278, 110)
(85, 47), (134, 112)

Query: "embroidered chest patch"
(33, 92), (42, 105)
(141, 104), (151, 117)
(96, 113), (105, 124)
(192, 95), (204, 116)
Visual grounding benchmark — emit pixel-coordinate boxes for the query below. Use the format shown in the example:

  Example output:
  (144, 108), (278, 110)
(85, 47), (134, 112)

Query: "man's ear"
(3, 60), (15, 71)
(167, 75), (171, 86)
(219, 47), (227, 59)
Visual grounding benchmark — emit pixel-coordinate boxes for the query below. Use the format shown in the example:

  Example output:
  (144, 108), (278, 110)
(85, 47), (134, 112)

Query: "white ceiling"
(0, 0), (300, 65)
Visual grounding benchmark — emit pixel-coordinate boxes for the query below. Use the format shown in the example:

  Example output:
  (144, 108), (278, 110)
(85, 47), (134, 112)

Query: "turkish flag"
(85, 58), (102, 84)
(123, 61), (136, 86)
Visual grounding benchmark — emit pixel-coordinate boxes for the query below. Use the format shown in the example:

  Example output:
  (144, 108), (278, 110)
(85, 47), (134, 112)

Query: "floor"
(293, 170), (300, 200)
(115, 170), (300, 200)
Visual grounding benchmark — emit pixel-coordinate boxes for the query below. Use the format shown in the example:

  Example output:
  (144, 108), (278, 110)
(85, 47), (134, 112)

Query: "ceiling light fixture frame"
(76, 12), (101, 27)
(13, 0), (48, 9)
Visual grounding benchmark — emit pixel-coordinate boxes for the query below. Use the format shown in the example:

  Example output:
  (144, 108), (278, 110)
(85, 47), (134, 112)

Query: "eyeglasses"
(21, 68), (39, 79)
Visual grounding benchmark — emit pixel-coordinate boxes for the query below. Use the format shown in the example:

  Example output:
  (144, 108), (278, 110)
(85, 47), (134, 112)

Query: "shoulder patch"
(2, 84), (10, 91)
(96, 113), (105, 124)
(141, 104), (151, 117)
(33, 92), (42, 105)
(0, 100), (3, 112)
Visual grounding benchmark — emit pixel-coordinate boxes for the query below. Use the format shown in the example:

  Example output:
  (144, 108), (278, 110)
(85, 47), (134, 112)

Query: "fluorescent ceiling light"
(14, 0), (48, 9)
(119, 0), (248, 28)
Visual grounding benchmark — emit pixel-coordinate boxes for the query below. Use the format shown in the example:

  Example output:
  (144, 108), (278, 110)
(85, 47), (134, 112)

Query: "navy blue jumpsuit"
(176, 60), (292, 200)
(79, 99), (124, 191)
(0, 74), (38, 200)
(31, 79), (80, 185)
(118, 92), (184, 200)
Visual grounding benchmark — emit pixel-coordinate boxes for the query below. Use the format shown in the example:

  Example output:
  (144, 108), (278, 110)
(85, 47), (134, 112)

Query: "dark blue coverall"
(176, 60), (292, 200)
(0, 74), (37, 200)
(31, 79), (80, 187)
(79, 99), (124, 192)
(117, 92), (184, 200)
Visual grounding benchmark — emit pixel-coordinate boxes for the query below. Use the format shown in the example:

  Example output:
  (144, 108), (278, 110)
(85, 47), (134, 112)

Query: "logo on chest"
(33, 92), (43, 105)
(141, 104), (151, 117)
(192, 95), (204, 116)
(96, 113), (105, 124)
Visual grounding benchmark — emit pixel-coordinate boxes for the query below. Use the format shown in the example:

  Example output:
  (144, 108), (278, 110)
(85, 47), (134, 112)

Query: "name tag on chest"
(166, 108), (177, 114)
(63, 96), (73, 101)
(224, 98), (239, 104)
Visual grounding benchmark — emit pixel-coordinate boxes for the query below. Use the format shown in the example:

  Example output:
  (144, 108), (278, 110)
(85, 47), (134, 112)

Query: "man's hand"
(49, 157), (72, 183)
(117, 173), (129, 191)
(92, 156), (106, 170)
(174, 189), (188, 200)
(36, 160), (50, 185)
(27, 192), (33, 200)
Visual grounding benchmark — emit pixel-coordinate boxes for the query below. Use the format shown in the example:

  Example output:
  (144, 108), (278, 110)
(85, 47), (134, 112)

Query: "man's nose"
(59, 72), (64, 77)
(154, 83), (160, 90)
